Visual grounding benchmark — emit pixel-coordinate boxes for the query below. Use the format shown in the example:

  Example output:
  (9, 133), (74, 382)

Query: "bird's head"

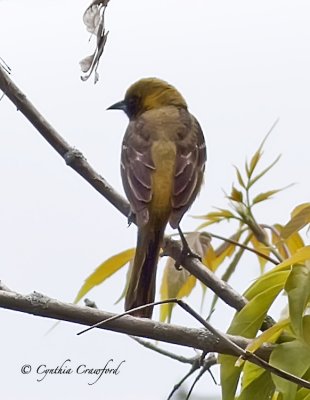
(107, 78), (187, 120)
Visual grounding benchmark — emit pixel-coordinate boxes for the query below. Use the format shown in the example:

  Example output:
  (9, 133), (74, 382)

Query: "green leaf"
(248, 149), (262, 177)
(252, 189), (283, 205)
(238, 369), (275, 400)
(234, 165), (246, 188)
(270, 340), (310, 400)
(228, 279), (286, 338)
(246, 119), (279, 180)
(221, 272), (288, 400)
(282, 203), (310, 239)
(241, 362), (265, 391)
(228, 186), (244, 203)
(285, 262), (310, 337)
(73, 248), (135, 304)
(244, 270), (290, 302)
(245, 319), (290, 354)
(248, 154), (281, 188)
(260, 246), (310, 277)
(220, 354), (243, 400)
(302, 316), (310, 346)
(296, 367), (310, 400)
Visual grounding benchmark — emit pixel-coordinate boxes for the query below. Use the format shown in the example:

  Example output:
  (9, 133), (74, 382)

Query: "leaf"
(221, 271), (288, 400)
(282, 203), (310, 239)
(248, 149), (262, 178)
(302, 316), (310, 346)
(285, 261), (310, 337)
(228, 278), (286, 338)
(160, 232), (210, 322)
(114, 259), (134, 305)
(241, 362), (266, 390)
(245, 319), (290, 354)
(234, 165), (246, 188)
(248, 154), (281, 188)
(252, 189), (283, 205)
(256, 246), (310, 282)
(270, 339), (310, 400)
(194, 209), (236, 230)
(207, 242), (247, 320)
(245, 118), (279, 180)
(272, 224), (305, 258)
(202, 243), (217, 271)
(250, 235), (271, 272)
(296, 367), (310, 400)
(270, 246), (310, 273)
(238, 369), (275, 400)
(160, 257), (192, 322)
(208, 232), (241, 272)
(228, 186), (244, 203)
(73, 248), (135, 304)
(244, 270), (290, 302)
(220, 354), (243, 400)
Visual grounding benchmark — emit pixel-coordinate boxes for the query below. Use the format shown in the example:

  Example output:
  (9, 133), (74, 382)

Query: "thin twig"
(261, 224), (290, 259)
(207, 232), (279, 265)
(167, 363), (200, 400)
(130, 336), (197, 364)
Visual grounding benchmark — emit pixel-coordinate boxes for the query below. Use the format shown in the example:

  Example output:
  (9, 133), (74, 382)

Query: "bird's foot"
(174, 226), (202, 270)
(127, 211), (135, 227)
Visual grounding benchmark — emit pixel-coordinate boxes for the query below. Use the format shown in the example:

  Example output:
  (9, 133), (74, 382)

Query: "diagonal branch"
(0, 66), (274, 329)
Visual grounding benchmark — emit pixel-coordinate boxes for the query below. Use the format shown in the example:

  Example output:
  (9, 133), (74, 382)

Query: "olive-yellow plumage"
(108, 78), (206, 318)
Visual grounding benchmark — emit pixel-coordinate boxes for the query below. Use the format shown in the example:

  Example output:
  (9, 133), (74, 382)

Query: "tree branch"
(0, 287), (273, 360)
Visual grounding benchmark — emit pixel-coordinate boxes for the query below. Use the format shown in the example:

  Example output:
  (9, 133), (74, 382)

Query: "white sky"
(0, 1), (309, 399)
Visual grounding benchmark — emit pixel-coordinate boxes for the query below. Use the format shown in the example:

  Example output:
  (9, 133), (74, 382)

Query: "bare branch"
(0, 287), (273, 359)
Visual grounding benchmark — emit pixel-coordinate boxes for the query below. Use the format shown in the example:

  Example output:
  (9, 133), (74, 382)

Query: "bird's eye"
(126, 96), (140, 118)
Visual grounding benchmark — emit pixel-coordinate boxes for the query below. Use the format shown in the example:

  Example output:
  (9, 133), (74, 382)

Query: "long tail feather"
(125, 221), (165, 318)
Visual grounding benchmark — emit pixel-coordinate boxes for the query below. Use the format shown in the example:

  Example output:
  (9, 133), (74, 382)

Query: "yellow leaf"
(234, 165), (246, 188)
(252, 189), (282, 205)
(248, 149), (261, 177)
(160, 257), (194, 322)
(211, 232), (241, 271)
(270, 246), (310, 273)
(202, 243), (217, 271)
(160, 232), (209, 322)
(73, 248), (135, 304)
(282, 203), (310, 239)
(251, 235), (270, 272)
(272, 224), (304, 258)
(229, 186), (243, 203)
(245, 318), (290, 354)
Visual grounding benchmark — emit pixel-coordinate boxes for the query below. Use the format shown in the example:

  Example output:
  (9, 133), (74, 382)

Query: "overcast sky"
(0, 1), (309, 399)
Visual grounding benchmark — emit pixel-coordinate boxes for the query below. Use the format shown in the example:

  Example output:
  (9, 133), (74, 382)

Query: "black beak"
(107, 100), (127, 112)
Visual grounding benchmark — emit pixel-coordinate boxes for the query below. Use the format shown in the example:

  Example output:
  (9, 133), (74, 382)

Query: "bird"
(108, 78), (206, 318)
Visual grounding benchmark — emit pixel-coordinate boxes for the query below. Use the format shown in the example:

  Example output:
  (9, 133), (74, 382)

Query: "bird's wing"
(121, 121), (154, 226)
(170, 116), (206, 228)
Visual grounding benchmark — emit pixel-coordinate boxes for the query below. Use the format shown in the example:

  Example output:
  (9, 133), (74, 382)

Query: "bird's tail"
(125, 219), (166, 318)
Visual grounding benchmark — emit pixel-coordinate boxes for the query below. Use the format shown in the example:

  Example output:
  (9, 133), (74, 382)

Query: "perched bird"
(108, 78), (206, 318)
